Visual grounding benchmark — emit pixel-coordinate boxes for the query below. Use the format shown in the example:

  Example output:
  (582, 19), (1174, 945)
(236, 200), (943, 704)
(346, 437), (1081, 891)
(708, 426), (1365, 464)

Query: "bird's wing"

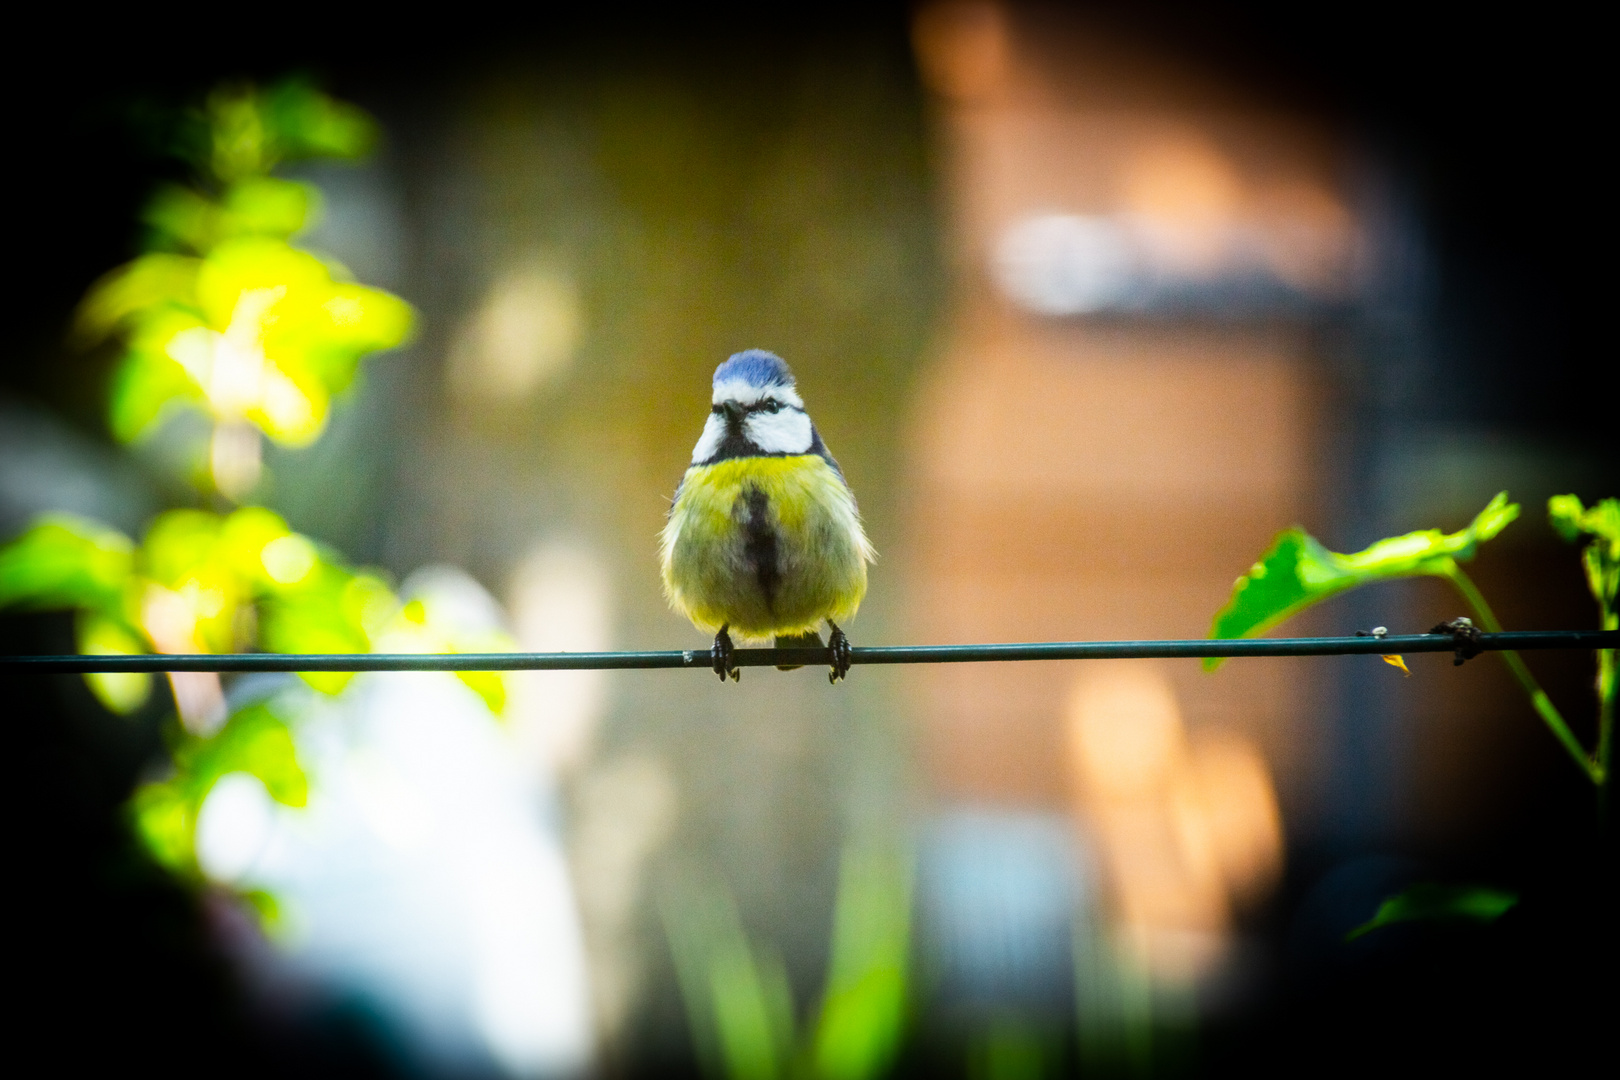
(808, 425), (849, 486)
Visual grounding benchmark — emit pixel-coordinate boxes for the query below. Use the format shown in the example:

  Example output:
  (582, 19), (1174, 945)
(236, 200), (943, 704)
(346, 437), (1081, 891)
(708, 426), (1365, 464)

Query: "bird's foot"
(712, 626), (740, 682)
(827, 622), (852, 684)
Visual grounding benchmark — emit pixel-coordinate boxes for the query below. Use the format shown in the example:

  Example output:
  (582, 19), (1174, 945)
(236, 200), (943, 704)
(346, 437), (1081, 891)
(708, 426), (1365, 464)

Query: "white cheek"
(691, 413), (726, 463)
(744, 410), (813, 455)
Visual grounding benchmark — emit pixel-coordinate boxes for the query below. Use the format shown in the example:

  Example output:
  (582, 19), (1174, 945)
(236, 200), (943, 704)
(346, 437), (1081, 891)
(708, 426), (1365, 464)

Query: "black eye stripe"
(710, 399), (804, 415)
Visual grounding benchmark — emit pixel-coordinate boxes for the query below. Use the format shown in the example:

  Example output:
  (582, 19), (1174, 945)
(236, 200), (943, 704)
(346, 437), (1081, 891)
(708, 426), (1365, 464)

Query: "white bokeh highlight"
(204, 568), (595, 1078)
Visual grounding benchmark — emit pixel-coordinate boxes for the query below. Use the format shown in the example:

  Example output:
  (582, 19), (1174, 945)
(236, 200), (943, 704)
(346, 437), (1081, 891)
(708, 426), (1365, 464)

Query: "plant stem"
(1596, 605), (1615, 811)
(1442, 566), (1602, 785)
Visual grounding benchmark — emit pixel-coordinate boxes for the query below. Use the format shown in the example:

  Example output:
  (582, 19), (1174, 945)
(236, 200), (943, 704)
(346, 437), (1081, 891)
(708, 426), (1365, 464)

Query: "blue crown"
(714, 349), (795, 388)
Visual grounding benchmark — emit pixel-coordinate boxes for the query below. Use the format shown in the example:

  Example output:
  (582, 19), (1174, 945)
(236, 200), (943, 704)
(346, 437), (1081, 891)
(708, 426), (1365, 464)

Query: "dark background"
(3, 5), (1611, 1075)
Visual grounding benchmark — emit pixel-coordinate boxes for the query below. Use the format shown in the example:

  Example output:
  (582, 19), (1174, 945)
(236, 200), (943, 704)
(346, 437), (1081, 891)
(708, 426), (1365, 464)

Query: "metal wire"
(1, 630), (1614, 673)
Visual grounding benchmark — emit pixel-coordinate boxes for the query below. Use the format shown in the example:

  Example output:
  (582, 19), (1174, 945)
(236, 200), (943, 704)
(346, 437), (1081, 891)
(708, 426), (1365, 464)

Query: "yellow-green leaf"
(457, 670), (507, 714)
(176, 702), (309, 808)
(76, 611), (152, 714)
(1549, 494), (1619, 613)
(261, 79), (378, 162)
(74, 254), (200, 344)
(131, 780), (194, 873)
(0, 514), (135, 615)
(1346, 884), (1517, 941)
(108, 348), (203, 442)
(1206, 493), (1519, 669)
(144, 177), (319, 253)
(812, 843), (912, 1080)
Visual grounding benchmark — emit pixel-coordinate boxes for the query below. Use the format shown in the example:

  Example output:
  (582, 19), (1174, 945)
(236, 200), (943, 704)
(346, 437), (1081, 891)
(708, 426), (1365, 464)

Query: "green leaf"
(73, 253), (200, 345)
(0, 514), (135, 616)
(130, 780), (194, 873)
(662, 874), (794, 1080)
(88, 221), (413, 455)
(258, 554), (391, 695)
(135, 699), (313, 877)
(710, 939), (793, 1080)
(107, 348), (204, 442)
(811, 843), (912, 1080)
(1547, 493), (1587, 543)
(1345, 884), (1518, 941)
(218, 505), (295, 582)
(220, 177), (320, 239)
(141, 509), (227, 587)
(1549, 494), (1619, 613)
(144, 177), (319, 253)
(1206, 492), (1519, 669)
(241, 889), (287, 936)
(76, 611), (152, 714)
(204, 85), (273, 182)
(261, 79), (378, 162)
(176, 702), (309, 808)
(84, 83), (411, 464)
(456, 670), (507, 714)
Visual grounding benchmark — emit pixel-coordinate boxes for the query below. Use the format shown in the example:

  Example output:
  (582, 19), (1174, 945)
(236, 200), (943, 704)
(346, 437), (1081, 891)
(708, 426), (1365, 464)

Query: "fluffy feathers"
(662, 351), (872, 643)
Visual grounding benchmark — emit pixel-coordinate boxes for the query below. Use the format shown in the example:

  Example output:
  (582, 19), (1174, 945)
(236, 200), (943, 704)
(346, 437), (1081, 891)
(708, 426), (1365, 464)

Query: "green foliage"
(965, 1023), (1052, 1080)
(1550, 494), (1620, 622)
(664, 843), (913, 1080)
(1206, 492), (1518, 669)
(0, 498), (518, 896)
(1345, 884), (1518, 941)
(75, 79), (412, 479)
(664, 874), (794, 1080)
(380, 597), (516, 713)
(84, 236), (413, 448)
(1211, 488), (1616, 785)
(76, 612), (153, 714)
(3, 77), (445, 936)
(132, 701), (307, 877)
(145, 177), (319, 254)
(811, 844), (912, 1080)
(0, 513), (137, 617)
(1550, 494), (1619, 786)
(0, 502), (517, 707)
(0, 514), (150, 711)
(191, 79), (377, 184)
(0, 507), (368, 701)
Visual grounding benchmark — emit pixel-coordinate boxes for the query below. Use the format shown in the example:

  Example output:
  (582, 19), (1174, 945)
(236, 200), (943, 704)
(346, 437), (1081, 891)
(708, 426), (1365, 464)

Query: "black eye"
(763, 400), (781, 414)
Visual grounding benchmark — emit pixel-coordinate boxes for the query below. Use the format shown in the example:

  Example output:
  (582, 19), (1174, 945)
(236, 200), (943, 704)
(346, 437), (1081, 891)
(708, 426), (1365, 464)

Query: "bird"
(660, 349), (873, 683)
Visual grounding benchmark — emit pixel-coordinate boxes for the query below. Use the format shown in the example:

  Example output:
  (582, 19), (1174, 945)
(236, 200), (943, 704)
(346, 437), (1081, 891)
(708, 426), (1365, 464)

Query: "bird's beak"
(721, 401), (744, 427)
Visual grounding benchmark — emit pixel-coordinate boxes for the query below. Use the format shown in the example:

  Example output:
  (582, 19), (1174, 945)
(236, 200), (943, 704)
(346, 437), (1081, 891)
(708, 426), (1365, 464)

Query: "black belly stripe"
(743, 486), (780, 613)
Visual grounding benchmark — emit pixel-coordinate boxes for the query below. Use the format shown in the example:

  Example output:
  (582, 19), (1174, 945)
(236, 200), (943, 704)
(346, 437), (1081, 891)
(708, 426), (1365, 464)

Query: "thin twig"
(1443, 567), (1602, 784)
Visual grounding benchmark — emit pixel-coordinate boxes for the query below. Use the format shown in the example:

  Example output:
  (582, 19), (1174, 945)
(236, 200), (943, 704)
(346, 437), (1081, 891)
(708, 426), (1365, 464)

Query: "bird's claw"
(712, 626), (740, 682)
(827, 622), (851, 684)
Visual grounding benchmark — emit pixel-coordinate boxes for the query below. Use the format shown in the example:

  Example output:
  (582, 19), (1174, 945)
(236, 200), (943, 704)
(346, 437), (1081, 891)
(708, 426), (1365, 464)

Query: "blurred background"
(2, 4), (1612, 1077)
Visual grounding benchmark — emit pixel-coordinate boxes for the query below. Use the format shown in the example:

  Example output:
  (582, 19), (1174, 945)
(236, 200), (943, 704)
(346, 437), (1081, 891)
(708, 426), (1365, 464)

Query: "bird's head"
(690, 349), (814, 464)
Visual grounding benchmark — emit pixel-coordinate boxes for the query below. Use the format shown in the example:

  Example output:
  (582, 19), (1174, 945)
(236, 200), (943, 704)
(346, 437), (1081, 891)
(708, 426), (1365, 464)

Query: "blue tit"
(661, 350), (874, 682)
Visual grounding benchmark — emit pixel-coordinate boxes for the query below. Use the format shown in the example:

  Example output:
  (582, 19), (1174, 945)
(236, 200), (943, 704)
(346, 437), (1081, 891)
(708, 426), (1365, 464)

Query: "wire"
(2, 630), (1614, 673)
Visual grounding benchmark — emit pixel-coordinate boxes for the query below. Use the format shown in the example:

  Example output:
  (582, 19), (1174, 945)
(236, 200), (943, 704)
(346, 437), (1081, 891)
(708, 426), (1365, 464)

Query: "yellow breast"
(660, 455), (872, 639)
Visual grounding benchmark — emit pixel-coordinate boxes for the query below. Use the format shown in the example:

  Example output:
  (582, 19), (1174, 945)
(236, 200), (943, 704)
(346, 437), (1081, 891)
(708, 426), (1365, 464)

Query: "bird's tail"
(773, 630), (825, 671)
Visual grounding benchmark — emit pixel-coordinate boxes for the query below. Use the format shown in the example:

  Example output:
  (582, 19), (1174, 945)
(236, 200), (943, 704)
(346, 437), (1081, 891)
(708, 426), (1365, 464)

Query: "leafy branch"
(0, 79), (440, 920)
(1209, 491), (1615, 786)
(1548, 495), (1618, 788)
(75, 80), (412, 500)
(0, 507), (514, 903)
